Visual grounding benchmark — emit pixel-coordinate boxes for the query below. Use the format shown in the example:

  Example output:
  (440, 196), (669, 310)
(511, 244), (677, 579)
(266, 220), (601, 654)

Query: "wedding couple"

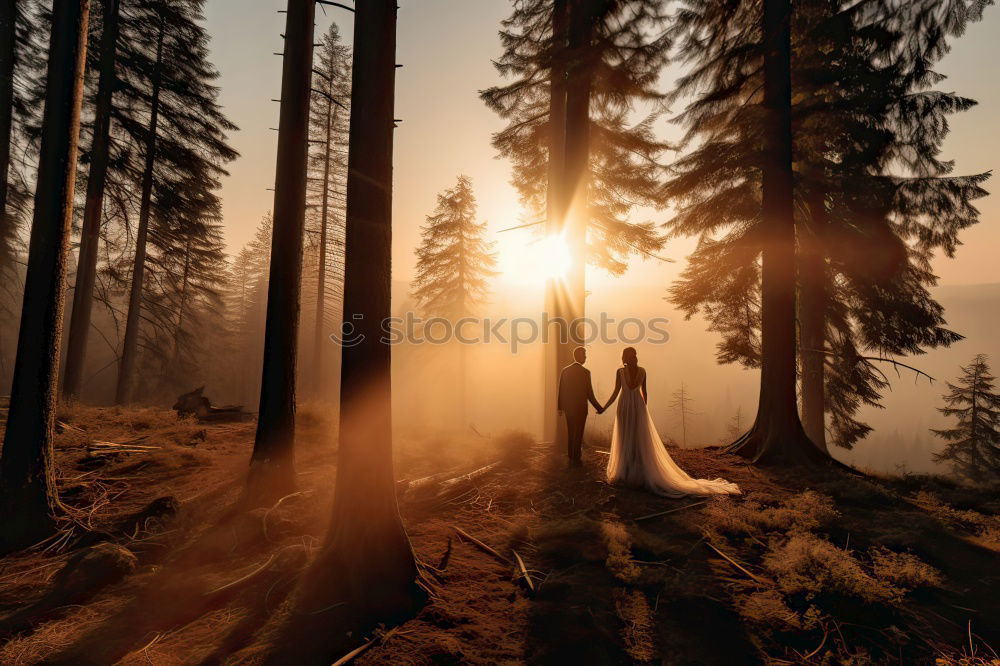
(557, 346), (740, 497)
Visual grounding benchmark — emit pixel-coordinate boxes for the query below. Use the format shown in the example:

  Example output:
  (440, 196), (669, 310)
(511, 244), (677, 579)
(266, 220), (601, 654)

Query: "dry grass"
(0, 408), (997, 664)
(702, 490), (838, 538)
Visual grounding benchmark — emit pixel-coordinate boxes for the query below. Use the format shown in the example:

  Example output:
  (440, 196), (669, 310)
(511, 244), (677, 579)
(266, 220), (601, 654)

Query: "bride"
(602, 347), (740, 497)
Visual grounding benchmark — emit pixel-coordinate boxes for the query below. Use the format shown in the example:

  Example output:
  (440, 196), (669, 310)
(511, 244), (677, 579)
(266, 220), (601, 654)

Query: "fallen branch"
(512, 550), (535, 595)
(704, 541), (768, 585)
(452, 526), (510, 564)
(331, 627), (399, 666)
(205, 554), (276, 596)
(57, 420), (84, 433)
(262, 491), (310, 541)
(633, 500), (707, 522)
(438, 462), (500, 492)
(87, 440), (161, 457)
(436, 536), (453, 571)
(90, 440), (157, 449)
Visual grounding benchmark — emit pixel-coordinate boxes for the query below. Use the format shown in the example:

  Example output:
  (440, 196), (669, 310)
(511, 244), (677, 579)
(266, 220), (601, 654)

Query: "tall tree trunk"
(63, 0), (121, 400)
(798, 185), (828, 453)
(0, 0), (90, 553)
(115, 15), (165, 404)
(247, 0), (314, 498)
(171, 239), (191, 365)
(312, 98), (335, 399)
(543, 0), (568, 443)
(560, 0), (602, 350)
(729, 0), (822, 465)
(306, 0), (419, 628)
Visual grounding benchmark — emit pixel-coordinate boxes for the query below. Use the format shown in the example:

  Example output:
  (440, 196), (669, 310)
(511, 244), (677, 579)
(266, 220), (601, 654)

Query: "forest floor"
(0, 404), (998, 665)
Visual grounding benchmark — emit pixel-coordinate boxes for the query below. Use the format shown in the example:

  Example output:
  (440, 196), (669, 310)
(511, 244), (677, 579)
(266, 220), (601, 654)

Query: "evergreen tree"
(111, 0), (237, 403)
(669, 382), (694, 447)
(0, 0), (89, 553)
(665, 0), (989, 456)
(295, 0), (421, 648)
(932, 355), (1000, 483)
(137, 179), (228, 399)
(63, 0), (122, 399)
(303, 22), (349, 399)
(481, 0), (670, 276)
(248, 0), (313, 497)
(412, 175), (497, 319)
(483, 0), (671, 440)
(0, 0), (43, 315)
(412, 176), (497, 418)
(226, 213), (271, 406)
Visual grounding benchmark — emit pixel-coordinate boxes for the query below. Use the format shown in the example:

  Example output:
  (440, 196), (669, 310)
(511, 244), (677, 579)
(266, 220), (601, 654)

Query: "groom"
(557, 346), (604, 466)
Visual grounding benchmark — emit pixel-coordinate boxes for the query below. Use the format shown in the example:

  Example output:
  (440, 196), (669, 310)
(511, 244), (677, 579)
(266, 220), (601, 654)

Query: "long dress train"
(606, 367), (740, 497)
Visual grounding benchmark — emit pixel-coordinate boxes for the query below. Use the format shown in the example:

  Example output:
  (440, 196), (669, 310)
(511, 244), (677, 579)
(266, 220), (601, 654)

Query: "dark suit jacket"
(557, 362), (600, 418)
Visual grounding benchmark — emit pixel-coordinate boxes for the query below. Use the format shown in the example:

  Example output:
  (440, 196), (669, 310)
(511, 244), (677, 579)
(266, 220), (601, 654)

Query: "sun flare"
(499, 233), (572, 286)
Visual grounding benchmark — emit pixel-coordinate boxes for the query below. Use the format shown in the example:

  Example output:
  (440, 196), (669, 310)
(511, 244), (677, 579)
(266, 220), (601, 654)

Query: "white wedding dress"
(606, 367), (740, 497)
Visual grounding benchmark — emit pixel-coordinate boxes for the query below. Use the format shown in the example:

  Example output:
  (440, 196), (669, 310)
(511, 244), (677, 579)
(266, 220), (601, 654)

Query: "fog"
(391, 280), (1000, 476)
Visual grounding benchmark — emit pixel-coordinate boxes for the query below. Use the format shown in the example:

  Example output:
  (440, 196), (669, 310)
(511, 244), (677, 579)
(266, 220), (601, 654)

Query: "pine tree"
(412, 176), (497, 319)
(412, 176), (497, 418)
(932, 355), (1000, 483)
(0, 0), (89, 553)
(248, 0), (313, 498)
(62, 0), (121, 400)
(137, 182), (228, 399)
(665, 0), (989, 458)
(482, 0), (671, 441)
(481, 0), (670, 276)
(0, 0), (21, 285)
(226, 213), (271, 406)
(111, 0), (237, 404)
(303, 22), (349, 399)
(794, 0), (989, 451)
(0, 0), (43, 315)
(303, 0), (421, 636)
(669, 382), (694, 447)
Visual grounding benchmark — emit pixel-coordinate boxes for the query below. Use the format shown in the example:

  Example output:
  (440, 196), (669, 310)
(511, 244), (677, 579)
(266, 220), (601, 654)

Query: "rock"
(52, 543), (138, 601)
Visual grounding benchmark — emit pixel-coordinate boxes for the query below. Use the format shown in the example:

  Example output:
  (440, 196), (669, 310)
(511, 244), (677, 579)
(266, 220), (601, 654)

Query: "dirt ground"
(0, 405), (997, 665)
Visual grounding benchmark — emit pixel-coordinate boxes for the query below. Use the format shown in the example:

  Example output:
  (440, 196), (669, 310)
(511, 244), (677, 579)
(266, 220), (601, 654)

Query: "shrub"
(763, 533), (901, 604)
(868, 547), (944, 591)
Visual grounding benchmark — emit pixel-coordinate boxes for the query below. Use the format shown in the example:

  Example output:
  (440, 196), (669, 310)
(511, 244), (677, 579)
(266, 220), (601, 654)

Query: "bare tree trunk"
(543, 0), (568, 443)
(115, 15), (165, 405)
(247, 0), (314, 499)
(798, 185), (828, 453)
(0, 0), (89, 553)
(171, 239), (191, 365)
(306, 0), (419, 627)
(729, 0), (822, 465)
(0, 0), (17, 270)
(63, 0), (120, 401)
(312, 99), (335, 399)
(560, 0), (603, 351)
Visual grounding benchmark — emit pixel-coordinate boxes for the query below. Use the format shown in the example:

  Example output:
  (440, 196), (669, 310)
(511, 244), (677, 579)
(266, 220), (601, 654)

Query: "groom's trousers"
(565, 412), (586, 464)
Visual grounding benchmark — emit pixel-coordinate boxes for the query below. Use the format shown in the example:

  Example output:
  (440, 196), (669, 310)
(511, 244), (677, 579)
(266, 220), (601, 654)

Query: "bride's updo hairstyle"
(622, 347), (638, 368)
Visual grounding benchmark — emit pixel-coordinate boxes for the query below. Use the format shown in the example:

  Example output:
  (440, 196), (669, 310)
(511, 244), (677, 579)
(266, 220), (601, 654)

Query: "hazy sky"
(203, 0), (999, 290)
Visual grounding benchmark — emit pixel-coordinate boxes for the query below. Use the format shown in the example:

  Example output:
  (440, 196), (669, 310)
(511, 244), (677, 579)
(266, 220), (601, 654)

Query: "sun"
(499, 232), (572, 286)
(535, 233), (572, 281)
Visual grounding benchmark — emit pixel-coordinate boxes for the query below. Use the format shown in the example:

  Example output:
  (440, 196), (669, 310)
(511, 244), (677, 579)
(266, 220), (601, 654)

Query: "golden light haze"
(199, 0), (999, 474)
(205, 0), (998, 291)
